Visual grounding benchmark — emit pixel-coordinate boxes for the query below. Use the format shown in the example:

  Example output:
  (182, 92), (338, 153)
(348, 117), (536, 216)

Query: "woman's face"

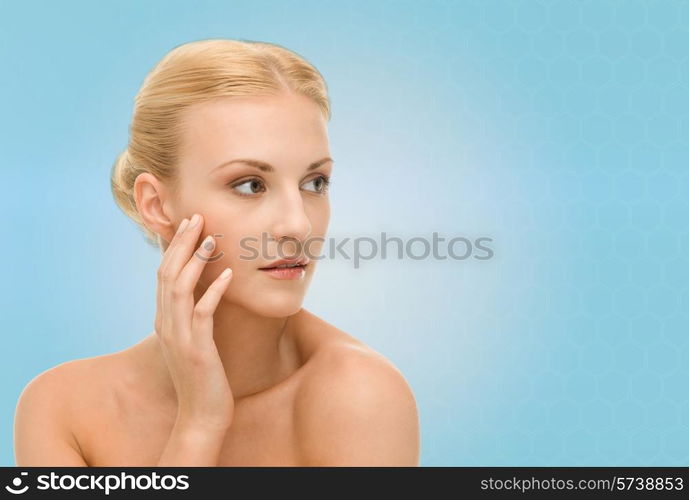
(169, 92), (332, 317)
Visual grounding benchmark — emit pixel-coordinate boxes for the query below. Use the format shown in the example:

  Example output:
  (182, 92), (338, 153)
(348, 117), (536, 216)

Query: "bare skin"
(14, 310), (419, 466)
(14, 91), (420, 466)
(67, 310), (408, 465)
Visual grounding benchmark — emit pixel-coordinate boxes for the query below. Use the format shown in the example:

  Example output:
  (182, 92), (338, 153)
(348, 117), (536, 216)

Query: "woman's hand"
(154, 213), (235, 433)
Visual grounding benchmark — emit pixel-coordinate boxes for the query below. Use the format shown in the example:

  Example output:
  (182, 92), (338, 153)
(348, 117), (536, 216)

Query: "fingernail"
(202, 235), (215, 252)
(177, 218), (189, 234)
(220, 268), (232, 279)
(188, 213), (200, 228)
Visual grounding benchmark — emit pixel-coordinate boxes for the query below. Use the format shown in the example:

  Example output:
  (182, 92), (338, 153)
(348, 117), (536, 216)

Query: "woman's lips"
(258, 263), (307, 280)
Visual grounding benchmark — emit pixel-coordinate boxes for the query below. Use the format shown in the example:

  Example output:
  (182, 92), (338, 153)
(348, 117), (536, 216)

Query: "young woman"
(14, 38), (420, 466)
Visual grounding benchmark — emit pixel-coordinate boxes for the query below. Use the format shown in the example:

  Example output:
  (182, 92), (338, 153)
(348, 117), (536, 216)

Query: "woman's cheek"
(216, 233), (254, 272)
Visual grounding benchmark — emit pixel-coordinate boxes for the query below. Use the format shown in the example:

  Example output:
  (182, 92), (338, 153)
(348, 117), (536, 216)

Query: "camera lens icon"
(5, 472), (29, 494)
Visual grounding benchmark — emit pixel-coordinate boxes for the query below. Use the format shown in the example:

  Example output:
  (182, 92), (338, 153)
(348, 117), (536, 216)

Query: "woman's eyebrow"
(209, 157), (333, 174)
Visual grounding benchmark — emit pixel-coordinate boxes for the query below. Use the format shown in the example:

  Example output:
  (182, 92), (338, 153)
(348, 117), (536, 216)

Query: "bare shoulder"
(292, 313), (420, 466)
(16, 355), (102, 423)
(14, 356), (108, 466)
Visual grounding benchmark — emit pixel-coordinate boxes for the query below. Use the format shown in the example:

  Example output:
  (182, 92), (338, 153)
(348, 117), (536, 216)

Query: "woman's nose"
(269, 192), (312, 246)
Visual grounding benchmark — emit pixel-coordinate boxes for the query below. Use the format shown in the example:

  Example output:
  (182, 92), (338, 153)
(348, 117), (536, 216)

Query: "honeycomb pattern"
(391, 0), (689, 466)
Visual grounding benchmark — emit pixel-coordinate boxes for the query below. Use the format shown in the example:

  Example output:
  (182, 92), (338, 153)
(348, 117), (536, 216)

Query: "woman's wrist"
(173, 416), (232, 440)
(156, 420), (229, 466)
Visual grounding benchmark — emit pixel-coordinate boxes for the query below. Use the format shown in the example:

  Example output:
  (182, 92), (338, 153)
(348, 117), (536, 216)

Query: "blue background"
(1, 0), (688, 466)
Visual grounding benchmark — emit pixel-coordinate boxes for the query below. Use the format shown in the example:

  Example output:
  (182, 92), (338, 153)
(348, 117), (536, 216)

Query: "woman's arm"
(294, 346), (421, 466)
(156, 420), (228, 466)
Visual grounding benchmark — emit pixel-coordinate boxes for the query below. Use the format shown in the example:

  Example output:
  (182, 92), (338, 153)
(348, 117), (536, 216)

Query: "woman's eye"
(302, 175), (331, 194)
(229, 175), (331, 197)
(231, 178), (265, 196)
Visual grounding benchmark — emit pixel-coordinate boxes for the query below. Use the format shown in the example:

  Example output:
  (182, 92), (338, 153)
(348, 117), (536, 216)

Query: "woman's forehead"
(179, 95), (329, 174)
(184, 93), (324, 132)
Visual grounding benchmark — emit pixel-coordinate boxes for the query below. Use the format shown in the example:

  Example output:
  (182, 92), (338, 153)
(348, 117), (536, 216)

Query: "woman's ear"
(134, 173), (177, 246)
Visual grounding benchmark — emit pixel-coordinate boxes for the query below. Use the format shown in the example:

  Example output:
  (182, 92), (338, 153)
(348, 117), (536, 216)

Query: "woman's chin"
(223, 286), (306, 318)
(250, 298), (304, 318)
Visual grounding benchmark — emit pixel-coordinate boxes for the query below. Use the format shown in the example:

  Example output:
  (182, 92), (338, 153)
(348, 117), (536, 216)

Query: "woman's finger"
(161, 213), (204, 285)
(156, 217), (189, 335)
(161, 214), (205, 338)
(192, 268), (233, 342)
(170, 234), (218, 335)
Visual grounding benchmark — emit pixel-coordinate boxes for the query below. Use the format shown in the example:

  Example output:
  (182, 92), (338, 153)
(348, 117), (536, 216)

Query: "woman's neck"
(143, 301), (304, 407)
(210, 299), (302, 400)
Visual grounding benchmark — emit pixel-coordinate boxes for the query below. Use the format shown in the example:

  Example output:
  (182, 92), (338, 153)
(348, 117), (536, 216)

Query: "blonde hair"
(110, 38), (331, 248)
